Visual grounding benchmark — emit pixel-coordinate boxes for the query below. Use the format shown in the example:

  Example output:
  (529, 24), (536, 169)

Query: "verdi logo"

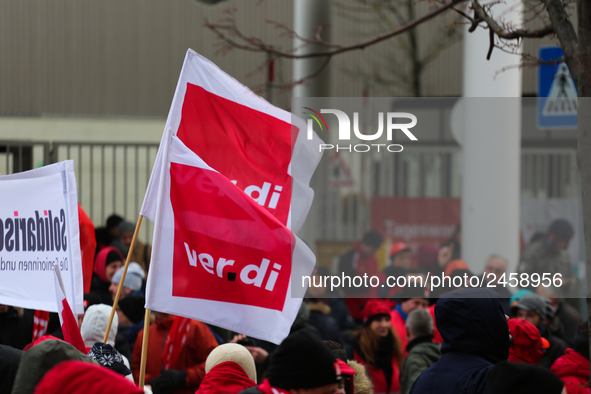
(303, 107), (418, 152)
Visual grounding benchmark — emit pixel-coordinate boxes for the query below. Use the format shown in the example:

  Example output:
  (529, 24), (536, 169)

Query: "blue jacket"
(410, 288), (509, 394)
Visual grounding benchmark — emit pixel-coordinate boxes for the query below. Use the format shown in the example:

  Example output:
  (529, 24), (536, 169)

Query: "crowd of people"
(0, 215), (588, 394)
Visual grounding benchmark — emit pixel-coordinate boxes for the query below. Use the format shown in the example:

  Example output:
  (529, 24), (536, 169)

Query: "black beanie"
(105, 250), (123, 268)
(362, 230), (383, 249)
(267, 329), (341, 390)
(487, 361), (564, 394)
(573, 321), (589, 360)
(118, 295), (145, 324)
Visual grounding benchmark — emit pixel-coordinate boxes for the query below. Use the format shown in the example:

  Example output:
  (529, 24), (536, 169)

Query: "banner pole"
(103, 214), (144, 343)
(138, 308), (152, 388)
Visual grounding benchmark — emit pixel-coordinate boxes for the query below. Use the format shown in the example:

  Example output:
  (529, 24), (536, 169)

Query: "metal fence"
(0, 140), (159, 244)
(0, 139), (580, 247)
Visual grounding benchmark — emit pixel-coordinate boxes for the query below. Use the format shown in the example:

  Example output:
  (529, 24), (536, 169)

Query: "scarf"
(161, 316), (191, 370)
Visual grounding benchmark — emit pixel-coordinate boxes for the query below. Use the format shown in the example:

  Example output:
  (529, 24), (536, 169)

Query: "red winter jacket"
(131, 316), (218, 394)
(196, 361), (256, 394)
(354, 350), (400, 394)
(551, 349), (590, 394)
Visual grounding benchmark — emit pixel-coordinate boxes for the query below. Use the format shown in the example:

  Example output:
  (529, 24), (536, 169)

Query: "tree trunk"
(574, 0), (591, 382)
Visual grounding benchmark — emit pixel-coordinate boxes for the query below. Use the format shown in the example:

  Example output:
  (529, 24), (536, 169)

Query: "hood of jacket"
(348, 360), (373, 394)
(93, 246), (123, 283)
(435, 288), (509, 363)
(0, 345), (23, 393)
(551, 348), (590, 380)
(508, 318), (543, 364)
(80, 304), (118, 348)
(11, 339), (93, 394)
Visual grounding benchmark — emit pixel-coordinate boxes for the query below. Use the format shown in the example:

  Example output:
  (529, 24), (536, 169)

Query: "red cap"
(337, 359), (355, 376)
(337, 359), (356, 394)
(362, 300), (390, 324)
(389, 242), (410, 258)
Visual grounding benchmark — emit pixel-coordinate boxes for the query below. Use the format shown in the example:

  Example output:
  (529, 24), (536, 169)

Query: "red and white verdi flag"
(141, 49), (323, 344)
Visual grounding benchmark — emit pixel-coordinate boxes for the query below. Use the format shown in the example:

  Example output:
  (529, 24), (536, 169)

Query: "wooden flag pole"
(138, 308), (152, 388)
(103, 214), (144, 343)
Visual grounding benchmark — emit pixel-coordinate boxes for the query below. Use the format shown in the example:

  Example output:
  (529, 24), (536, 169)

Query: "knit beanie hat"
(87, 342), (132, 376)
(267, 330), (341, 390)
(118, 295), (145, 324)
(118, 221), (135, 236)
(362, 299), (391, 326)
(105, 250), (124, 268)
(111, 262), (145, 291)
(487, 361), (564, 394)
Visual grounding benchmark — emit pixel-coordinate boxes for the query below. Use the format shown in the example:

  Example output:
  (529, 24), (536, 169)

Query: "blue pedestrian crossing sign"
(538, 46), (577, 129)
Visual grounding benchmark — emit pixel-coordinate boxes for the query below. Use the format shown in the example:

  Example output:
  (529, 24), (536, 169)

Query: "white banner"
(0, 161), (83, 314)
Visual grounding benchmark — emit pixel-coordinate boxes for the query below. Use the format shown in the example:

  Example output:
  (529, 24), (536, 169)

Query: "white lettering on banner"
(184, 245), (282, 291)
(230, 181), (284, 210)
(184, 243), (198, 267)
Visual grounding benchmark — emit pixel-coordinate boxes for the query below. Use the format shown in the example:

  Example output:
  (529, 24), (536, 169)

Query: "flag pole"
(138, 308), (152, 388)
(103, 214), (144, 343)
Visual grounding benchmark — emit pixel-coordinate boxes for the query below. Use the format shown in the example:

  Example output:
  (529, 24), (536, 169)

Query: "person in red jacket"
(390, 287), (429, 354)
(551, 321), (590, 394)
(508, 318), (550, 364)
(131, 312), (218, 394)
(353, 300), (403, 394)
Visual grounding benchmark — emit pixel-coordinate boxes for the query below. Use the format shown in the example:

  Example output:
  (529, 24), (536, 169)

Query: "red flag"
(54, 262), (87, 354)
(78, 204), (96, 294)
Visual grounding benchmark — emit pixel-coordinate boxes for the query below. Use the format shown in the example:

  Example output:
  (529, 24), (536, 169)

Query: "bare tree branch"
(473, 0), (555, 39)
(204, 0), (467, 60)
